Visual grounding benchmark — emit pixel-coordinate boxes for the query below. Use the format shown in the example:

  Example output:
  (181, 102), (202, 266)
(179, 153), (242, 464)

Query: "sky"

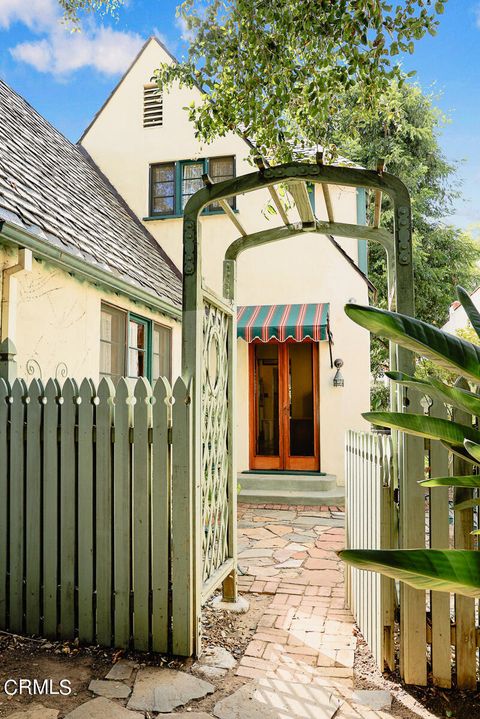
(0, 0), (479, 230)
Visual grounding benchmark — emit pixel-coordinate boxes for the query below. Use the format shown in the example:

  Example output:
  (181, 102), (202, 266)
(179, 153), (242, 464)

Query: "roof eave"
(0, 218), (182, 322)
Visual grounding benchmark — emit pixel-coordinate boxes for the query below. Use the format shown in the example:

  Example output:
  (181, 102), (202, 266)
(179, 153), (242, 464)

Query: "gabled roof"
(79, 36), (176, 143)
(0, 78), (181, 310)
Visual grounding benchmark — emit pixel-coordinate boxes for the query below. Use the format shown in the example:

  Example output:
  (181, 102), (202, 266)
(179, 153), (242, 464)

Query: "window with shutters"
(149, 156), (235, 217)
(143, 84), (163, 128)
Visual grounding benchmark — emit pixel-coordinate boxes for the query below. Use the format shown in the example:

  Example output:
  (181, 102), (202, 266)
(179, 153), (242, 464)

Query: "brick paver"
(235, 503), (395, 717)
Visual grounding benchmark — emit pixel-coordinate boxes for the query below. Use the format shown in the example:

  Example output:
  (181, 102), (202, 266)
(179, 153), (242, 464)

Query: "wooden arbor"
(181, 160), (419, 672)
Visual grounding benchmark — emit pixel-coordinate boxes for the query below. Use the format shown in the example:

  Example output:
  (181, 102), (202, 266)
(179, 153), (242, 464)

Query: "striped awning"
(237, 303), (330, 342)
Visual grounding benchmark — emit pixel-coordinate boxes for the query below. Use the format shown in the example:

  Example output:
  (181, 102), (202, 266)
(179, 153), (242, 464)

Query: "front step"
(238, 473), (344, 506)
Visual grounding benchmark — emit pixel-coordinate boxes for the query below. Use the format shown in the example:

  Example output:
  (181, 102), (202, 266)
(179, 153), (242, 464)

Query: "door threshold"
(243, 469), (326, 476)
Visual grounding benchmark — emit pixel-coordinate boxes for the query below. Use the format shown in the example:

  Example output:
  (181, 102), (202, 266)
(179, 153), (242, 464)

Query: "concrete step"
(238, 472), (337, 492)
(238, 487), (344, 506)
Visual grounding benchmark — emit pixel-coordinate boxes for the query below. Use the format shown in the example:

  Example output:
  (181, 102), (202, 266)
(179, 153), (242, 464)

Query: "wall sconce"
(333, 358), (344, 387)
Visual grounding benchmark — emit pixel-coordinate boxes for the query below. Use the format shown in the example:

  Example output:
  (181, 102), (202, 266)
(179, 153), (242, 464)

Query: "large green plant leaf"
(464, 440), (480, 463)
(345, 304), (480, 383)
(457, 286), (480, 342)
(429, 378), (480, 416)
(339, 549), (480, 598)
(455, 498), (480, 511)
(441, 441), (479, 465)
(386, 371), (480, 417)
(363, 411), (480, 444)
(420, 475), (480, 488)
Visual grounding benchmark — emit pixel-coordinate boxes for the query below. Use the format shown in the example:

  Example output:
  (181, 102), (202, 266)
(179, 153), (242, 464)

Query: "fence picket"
(78, 378), (95, 643)
(43, 379), (59, 638)
(452, 380), (477, 690)
(25, 379), (43, 635)
(113, 378), (132, 648)
(0, 374), (197, 658)
(171, 377), (193, 657)
(151, 377), (171, 653)
(132, 378), (152, 650)
(59, 379), (77, 639)
(0, 380), (8, 628)
(428, 397), (451, 688)
(9, 379), (26, 633)
(95, 377), (115, 646)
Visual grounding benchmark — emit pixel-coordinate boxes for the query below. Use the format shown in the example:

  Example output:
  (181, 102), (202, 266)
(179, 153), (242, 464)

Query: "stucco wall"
(0, 248), (181, 384)
(79, 37), (371, 482)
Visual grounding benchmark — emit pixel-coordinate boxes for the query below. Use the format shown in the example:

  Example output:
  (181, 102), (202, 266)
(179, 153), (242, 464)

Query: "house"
(442, 287), (480, 335)
(0, 36), (371, 488)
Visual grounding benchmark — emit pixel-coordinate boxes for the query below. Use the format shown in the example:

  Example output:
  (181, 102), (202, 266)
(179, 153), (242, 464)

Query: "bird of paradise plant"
(338, 286), (480, 598)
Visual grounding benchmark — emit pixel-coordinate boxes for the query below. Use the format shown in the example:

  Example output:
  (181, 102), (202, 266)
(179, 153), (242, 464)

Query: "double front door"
(249, 340), (319, 471)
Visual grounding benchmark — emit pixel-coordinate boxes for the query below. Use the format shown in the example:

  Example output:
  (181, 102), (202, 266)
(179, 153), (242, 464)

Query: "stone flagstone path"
(10, 504), (410, 718)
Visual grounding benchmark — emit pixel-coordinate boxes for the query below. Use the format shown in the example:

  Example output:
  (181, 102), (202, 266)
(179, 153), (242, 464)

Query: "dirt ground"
(354, 632), (480, 719)
(1, 598), (480, 718)
(0, 592), (270, 718)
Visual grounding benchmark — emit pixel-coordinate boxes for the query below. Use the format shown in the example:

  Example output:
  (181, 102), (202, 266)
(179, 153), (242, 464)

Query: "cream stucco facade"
(0, 245), (181, 383)
(79, 37), (371, 483)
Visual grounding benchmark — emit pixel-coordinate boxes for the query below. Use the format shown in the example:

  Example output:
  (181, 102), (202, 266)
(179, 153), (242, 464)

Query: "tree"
(330, 80), (480, 392)
(155, 0), (447, 162)
(57, 0), (122, 25)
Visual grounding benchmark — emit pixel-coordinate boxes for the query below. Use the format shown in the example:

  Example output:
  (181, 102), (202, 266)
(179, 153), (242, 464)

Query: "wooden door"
(249, 340), (319, 471)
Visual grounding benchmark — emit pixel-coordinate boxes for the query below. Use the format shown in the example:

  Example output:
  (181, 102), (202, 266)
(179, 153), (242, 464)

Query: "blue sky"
(0, 0), (479, 230)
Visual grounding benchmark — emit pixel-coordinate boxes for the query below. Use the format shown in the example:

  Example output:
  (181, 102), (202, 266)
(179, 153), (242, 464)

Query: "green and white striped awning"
(237, 303), (330, 342)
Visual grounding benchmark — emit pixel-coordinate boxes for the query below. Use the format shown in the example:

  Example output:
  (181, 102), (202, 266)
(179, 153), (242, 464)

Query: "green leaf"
(454, 498), (480, 512)
(363, 411), (480, 444)
(441, 441), (479, 466)
(420, 475), (480, 488)
(457, 286), (480, 342)
(387, 371), (480, 417)
(345, 304), (480, 383)
(338, 549), (480, 598)
(428, 378), (480, 417)
(464, 440), (480, 463)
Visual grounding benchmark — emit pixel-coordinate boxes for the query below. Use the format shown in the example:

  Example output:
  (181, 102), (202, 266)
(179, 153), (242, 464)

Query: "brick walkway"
(235, 503), (392, 718)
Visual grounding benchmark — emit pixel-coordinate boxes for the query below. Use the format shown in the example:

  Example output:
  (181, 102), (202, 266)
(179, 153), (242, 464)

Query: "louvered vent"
(143, 84), (163, 128)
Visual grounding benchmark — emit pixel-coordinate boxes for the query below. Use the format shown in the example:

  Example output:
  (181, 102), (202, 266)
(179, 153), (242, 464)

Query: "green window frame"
(149, 156), (236, 217)
(100, 303), (172, 383)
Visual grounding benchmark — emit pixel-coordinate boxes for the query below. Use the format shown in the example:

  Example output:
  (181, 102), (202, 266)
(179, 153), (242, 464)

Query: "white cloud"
(3, 0), (144, 77)
(0, 0), (59, 32)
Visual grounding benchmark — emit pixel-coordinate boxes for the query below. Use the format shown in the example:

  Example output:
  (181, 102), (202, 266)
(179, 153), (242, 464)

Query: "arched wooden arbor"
(179, 160), (416, 658)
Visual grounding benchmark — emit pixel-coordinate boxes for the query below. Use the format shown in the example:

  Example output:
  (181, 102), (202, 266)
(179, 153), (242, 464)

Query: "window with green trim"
(100, 303), (172, 383)
(150, 156), (235, 217)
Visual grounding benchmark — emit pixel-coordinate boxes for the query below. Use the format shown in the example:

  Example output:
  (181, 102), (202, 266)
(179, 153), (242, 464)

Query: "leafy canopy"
(331, 80), (480, 388)
(57, 0), (123, 26)
(155, 0), (447, 161)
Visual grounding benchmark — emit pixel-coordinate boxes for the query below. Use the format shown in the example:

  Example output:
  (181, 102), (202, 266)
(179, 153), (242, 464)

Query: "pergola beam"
(225, 219), (393, 261)
(287, 182), (315, 226)
(202, 173), (248, 236)
(254, 157), (290, 225)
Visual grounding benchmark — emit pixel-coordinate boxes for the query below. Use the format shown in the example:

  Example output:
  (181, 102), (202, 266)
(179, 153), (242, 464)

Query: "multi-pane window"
(100, 304), (172, 383)
(152, 324), (171, 381)
(150, 156), (235, 217)
(128, 316), (149, 379)
(151, 163), (175, 215)
(100, 305), (126, 383)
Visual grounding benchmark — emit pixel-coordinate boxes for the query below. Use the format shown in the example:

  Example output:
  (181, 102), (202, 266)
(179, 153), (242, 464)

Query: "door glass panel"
(289, 343), (314, 456)
(255, 344), (279, 456)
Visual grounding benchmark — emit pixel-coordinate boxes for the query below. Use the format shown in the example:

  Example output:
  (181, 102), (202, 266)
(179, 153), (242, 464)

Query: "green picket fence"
(0, 375), (192, 653)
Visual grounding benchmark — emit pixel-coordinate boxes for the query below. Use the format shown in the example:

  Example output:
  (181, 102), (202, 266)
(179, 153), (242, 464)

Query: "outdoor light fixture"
(333, 358), (344, 387)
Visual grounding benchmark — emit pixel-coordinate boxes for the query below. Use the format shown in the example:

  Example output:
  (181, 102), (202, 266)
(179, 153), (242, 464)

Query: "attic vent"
(143, 84), (163, 128)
